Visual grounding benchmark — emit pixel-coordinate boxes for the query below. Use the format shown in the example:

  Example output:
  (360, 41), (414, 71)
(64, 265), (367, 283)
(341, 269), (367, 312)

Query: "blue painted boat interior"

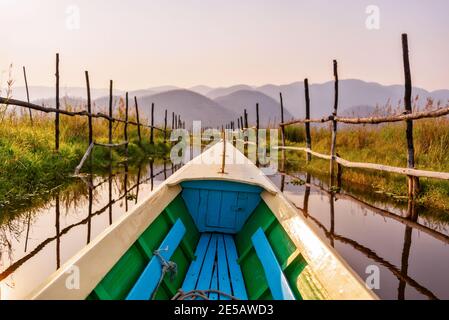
(181, 180), (262, 234)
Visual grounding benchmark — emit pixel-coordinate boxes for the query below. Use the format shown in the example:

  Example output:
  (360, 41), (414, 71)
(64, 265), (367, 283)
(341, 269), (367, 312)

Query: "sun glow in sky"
(1, 0), (448, 91)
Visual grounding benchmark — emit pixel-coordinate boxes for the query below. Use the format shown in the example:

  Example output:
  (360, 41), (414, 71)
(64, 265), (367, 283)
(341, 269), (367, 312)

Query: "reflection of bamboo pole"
(55, 192), (61, 269)
(108, 156), (113, 225)
(150, 160), (154, 191)
(24, 212), (32, 252)
(398, 200), (417, 299)
(280, 171), (449, 245)
(87, 174), (93, 244)
(0, 166), (168, 282)
(303, 173), (311, 218)
(298, 205), (437, 299)
(329, 193), (335, 248)
(135, 165), (141, 204)
(124, 162), (129, 212)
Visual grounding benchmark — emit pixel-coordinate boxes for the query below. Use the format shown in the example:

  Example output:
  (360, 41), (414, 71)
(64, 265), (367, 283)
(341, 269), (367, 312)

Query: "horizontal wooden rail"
(94, 141), (129, 148)
(280, 106), (449, 127)
(274, 146), (331, 160)
(0, 96), (165, 132)
(275, 146), (449, 180)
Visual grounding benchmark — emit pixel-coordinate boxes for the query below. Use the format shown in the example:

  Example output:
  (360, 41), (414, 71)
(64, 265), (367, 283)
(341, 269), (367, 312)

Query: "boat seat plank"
(216, 234), (232, 300)
(181, 233), (212, 291)
(251, 228), (295, 300)
(223, 234), (248, 300)
(209, 265), (219, 300)
(196, 234), (218, 290)
(126, 219), (186, 300)
(181, 233), (247, 300)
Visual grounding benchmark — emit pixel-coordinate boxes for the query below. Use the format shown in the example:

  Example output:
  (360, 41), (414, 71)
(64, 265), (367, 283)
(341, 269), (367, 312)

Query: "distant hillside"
(214, 90), (293, 127)
(206, 85), (254, 100)
(255, 79), (449, 119)
(189, 85), (213, 96)
(130, 90), (236, 128)
(11, 86), (119, 102)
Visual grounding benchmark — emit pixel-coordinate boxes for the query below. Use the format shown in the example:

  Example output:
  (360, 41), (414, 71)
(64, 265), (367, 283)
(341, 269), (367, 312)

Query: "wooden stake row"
(278, 33), (421, 199)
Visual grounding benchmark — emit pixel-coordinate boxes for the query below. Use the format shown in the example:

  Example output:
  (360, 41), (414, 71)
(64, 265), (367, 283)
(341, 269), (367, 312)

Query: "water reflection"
(276, 171), (449, 300)
(0, 157), (180, 300)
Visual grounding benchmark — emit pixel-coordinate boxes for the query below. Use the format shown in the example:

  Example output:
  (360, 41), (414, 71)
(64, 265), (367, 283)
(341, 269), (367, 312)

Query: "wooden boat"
(28, 141), (377, 300)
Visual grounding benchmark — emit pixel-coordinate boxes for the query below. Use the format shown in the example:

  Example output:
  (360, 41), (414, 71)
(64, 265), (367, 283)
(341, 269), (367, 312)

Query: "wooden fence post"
(22, 66), (33, 125)
(329, 60), (339, 187)
(402, 33), (418, 199)
(175, 114), (178, 129)
(164, 109), (168, 143)
(256, 103), (260, 166)
(280, 92), (286, 172)
(304, 78), (312, 163)
(150, 102), (154, 144)
(244, 109), (249, 129)
(108, 80), (113, 145)
(125, 92), (129, 156)
(134, 96), (141, 143)
(237, 118), (241, 130)
(85, 71), (93, 146)
(55, 53), (60, 152)
(172, 111), (175, 130)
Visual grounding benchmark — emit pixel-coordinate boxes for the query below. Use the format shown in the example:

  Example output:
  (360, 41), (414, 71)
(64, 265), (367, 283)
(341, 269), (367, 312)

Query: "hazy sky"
(1, 0), (448, 91)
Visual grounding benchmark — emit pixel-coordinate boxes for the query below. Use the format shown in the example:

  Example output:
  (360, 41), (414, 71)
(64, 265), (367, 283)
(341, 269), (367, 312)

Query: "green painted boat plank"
(126, 219), (186, 300)
(161, 245), (191, 297)
(284, 255), (308, 300)
(239, 249), (269, 300)
(236, 201), (276, 263)
(136, 214), (170, 258)
(94, 245), (147, 300)
(267, 223), (297, 270)
(165, 195), (200, 260)
(251, 228), (295, 300)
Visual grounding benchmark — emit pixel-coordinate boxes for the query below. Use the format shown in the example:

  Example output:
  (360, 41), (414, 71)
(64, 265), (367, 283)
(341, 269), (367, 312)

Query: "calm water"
(1, 156), (448, 300)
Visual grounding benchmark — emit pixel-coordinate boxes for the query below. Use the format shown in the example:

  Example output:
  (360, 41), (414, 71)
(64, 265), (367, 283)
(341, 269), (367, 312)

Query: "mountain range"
(5, 79), (449, 128)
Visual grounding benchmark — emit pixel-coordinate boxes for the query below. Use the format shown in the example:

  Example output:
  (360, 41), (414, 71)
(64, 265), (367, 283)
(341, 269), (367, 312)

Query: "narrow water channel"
(1, 153), (448, 300)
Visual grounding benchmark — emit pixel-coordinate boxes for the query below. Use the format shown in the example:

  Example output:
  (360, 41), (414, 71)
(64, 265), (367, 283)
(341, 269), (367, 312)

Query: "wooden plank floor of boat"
(181, 233), (248, 300)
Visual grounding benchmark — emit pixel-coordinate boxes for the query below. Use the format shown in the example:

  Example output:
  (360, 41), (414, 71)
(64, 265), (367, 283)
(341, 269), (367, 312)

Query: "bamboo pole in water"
(108, 80), (113, 145)
(150, 102), (154, 144)
(256, 103), (260, 166)
(134, 96), (142, 143)
(304, 78), (312, 163)
(22, 66), (33, 125)
(164, 109), (168, 143)
(124, 92), (129, 157)
(55, 53), (60, 152)
(85, 71), (93, 146)
(402, 33), (418, 199)
(279, 92), (286, 172)
(329, 60), (339, 187)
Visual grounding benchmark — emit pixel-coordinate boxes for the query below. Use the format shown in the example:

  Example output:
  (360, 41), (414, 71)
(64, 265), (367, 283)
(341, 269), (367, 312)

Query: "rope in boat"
(151, 249), (178, 300)
(172, 289), (240, 301)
